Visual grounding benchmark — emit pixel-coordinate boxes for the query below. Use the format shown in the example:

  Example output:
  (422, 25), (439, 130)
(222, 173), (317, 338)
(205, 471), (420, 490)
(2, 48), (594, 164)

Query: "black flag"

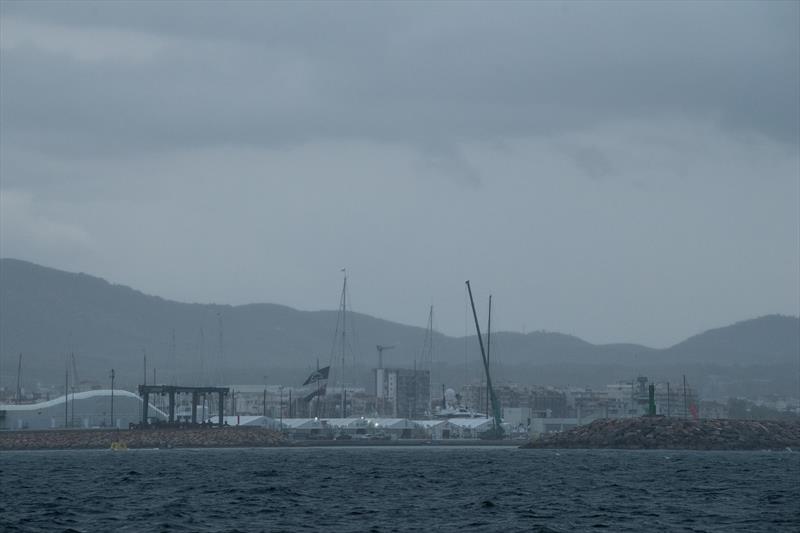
(304, 384), (327, 403)
(302, 366), (330, 386)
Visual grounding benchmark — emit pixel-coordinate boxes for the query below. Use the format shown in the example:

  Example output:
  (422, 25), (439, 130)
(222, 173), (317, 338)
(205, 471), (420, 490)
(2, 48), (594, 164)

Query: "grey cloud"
(1, 1), (798, 347)
(1, 1), (797, 164)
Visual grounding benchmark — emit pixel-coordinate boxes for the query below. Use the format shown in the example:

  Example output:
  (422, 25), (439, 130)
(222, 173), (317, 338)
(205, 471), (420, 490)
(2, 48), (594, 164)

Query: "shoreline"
(0, 427), (523, 451)
(0, 426), (287, 451)
(4, 418), (799, 452)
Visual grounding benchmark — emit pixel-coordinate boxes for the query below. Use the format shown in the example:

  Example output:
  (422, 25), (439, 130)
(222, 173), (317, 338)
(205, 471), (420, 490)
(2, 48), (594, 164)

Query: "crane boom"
(376, 344), (395, 369)
(465, 280), (504, 438)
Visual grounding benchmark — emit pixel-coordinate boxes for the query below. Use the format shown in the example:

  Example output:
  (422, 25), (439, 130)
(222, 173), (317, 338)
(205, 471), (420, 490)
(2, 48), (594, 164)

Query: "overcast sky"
(1, 1), (798, 348)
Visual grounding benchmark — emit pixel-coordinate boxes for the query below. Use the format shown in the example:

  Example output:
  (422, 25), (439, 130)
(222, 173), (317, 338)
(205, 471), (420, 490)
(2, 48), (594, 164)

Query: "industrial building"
(462, 383), (569, 417)
(375, 367), (430, 418)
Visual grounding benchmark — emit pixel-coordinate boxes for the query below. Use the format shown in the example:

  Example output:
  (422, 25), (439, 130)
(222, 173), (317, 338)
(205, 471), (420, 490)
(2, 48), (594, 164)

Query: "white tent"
(412, 419), (451, 439)
(447, 417), (495, 438)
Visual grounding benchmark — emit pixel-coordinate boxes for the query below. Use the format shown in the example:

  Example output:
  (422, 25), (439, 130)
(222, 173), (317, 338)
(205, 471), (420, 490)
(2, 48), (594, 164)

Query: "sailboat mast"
(465, 280), (503, 437)
(486, 295), (492, 419)
(217, 312), (224, 386)
(315, 358), (320, 418)
(170, 328), (176, 385)
(15, 353), (22, 404)
(341, 269), (347, 416)
(427, 305), (434, 412)
(64, 358), (69, 426)
(71, 352), (77, 427)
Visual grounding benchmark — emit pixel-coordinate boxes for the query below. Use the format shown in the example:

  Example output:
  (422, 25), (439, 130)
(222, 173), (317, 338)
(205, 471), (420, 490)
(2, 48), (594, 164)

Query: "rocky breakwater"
(521, 417), (800, 450)
(0, 426), (289, 451)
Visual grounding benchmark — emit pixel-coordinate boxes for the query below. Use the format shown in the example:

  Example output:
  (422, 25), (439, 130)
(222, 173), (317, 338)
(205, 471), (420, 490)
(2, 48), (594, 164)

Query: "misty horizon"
(2, 256), (797, 353)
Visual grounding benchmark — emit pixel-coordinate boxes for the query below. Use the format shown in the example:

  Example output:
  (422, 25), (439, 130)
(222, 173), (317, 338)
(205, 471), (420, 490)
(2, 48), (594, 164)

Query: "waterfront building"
(374, 368), (430, 418)
(0, 390), (166, 430)
(461, 383), (568, 417)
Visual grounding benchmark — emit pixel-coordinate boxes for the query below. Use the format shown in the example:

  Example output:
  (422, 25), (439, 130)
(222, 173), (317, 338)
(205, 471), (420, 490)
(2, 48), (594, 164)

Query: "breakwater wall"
(0, 427), (288, 451)
(522, 417), (800, 450)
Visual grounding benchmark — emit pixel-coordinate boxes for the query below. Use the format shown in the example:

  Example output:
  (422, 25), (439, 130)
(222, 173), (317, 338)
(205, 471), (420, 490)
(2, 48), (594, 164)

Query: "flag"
(304, 384), (327, 403)
(302, 366), (330, 386)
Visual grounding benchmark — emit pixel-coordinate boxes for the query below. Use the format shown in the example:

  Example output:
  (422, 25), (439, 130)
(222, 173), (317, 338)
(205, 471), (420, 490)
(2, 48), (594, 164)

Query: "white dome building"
(0, 390), (167, 430)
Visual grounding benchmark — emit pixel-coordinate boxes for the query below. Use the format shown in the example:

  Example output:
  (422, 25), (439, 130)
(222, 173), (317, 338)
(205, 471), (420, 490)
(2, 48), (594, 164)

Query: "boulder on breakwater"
(0, 426), (289, 451)
(521, 417), (800, 450)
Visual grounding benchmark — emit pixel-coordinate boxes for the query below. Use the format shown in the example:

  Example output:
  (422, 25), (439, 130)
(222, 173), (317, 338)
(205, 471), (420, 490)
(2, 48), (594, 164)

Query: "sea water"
(1, 447), (798, 532)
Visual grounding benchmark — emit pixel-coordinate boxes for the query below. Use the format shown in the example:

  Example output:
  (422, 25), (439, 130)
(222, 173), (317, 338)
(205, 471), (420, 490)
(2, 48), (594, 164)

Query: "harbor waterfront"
(0, 427), (287, 451)
(2, 417), (799, 451)
(0, 427), (522, 451)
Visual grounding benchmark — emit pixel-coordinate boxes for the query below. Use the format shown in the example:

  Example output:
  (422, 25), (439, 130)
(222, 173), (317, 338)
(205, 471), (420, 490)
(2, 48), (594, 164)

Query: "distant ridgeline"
(1, 258), (798, 397)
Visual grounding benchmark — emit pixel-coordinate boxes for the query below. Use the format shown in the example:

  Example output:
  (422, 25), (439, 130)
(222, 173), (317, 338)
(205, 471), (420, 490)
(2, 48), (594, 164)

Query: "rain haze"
(2, 4), (800, 531)
(1, 0), (798, 348)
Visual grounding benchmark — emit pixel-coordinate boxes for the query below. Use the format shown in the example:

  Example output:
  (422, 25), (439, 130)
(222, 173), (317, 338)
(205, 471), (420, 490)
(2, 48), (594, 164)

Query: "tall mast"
(15, 353), (22, 404)
(340, 269), (347, 416)
(465, 280), (503, 438)
(486, 295), (492, 419)
(110, 369), (115, 428)
(199, 327), (205, 385)
(683, 374), (688, 419)
(422, 305), (434, 369)
(170, 328), (176, 385)
(71, 353), (78, 427)
(64, 357), (69, 426)
(426, 305), (434, 414)
(667, 381), (671, 417)
(217, 312), (224, 385)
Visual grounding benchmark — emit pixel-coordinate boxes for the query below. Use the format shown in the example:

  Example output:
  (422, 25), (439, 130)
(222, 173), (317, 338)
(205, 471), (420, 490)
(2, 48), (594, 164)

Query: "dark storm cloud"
(2, 0), (797, 164)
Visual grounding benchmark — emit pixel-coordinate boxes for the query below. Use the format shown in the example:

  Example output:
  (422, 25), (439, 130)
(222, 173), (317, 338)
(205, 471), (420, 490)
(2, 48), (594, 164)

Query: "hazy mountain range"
(1, 258), (797, 398)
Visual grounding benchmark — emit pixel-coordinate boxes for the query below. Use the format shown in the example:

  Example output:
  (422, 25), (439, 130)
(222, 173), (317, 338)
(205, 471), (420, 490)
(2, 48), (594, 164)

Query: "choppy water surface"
(1, 447), (798, 532)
